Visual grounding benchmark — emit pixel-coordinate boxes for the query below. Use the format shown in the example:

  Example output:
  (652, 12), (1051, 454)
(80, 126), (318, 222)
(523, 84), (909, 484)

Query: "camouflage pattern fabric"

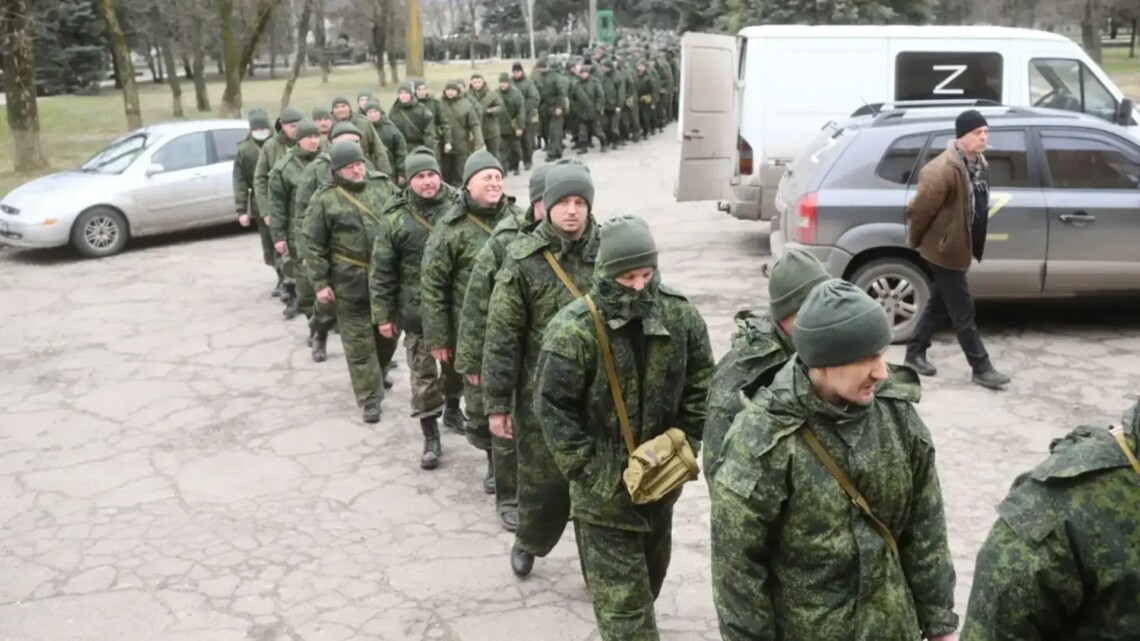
(373, 117), (408, 182)
(389, 98), (440, 153)
(536, 68), (568, 159)
(469, 84), (505, 161)
(511, 73), (541, 166)
(233, 134), (276, 268)
(267, 146), (319, 282)
(482, 217), (599, 545)
(709, 359), (958, 641)
(960, 402), (1140, 641)
(439, 95), (483, 186)
(498, 84), (525, 171)
(254, 131), (296, 279)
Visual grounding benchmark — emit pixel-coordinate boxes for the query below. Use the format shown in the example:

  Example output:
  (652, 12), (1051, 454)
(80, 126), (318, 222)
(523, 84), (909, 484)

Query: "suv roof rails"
(851, 99), (1001, 117)
(868, 104), (1055, 126)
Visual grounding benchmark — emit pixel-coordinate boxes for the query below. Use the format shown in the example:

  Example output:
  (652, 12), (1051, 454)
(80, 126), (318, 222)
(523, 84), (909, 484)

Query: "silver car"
(771, 104), (1140, 341)
(0, 119), (249, 258)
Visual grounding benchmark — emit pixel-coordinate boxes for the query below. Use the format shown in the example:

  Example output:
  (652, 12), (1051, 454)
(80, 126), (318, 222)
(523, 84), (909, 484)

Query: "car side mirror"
(1117, 98), (1134, 126)
(146, 163), (164, 177)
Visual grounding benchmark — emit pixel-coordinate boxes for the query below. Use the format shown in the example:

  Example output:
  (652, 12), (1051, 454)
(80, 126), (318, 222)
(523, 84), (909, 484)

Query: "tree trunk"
(182, 53), (193, 79)
(1131, 19), (1137, 58)
(386, 6), (399, 85)
(187, 4), (212, 111)
(99, 0), (143, 129)
(406, 0), (423, 77)
(315, 0), (329, 82)
(281, 0), (313, 109)
(373, 1), (388, 86)
(1, 0), (49, 172)
(151, 2), (185, 117)
(220, 0), (286, 116)
(108, 40), (123, 89)
(1081, 0), (1103, 64)
(142, 39), (160, 82)
(269, 13), (278, 79)
(468, 1), (476, 68)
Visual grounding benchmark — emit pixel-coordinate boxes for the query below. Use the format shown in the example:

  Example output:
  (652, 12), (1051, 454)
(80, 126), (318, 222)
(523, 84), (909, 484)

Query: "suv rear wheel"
(849, 258), (931, 344)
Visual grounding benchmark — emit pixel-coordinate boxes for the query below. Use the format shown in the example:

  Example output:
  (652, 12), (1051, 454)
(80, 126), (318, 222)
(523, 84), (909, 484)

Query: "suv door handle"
(683, 131), (703, 140)
(1058, 211), (1095, 223)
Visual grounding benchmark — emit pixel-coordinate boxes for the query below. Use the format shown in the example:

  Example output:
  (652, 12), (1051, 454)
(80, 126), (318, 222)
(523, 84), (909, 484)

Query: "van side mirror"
(146, 163), (164, 177)
(1117, 98), (1134, 126)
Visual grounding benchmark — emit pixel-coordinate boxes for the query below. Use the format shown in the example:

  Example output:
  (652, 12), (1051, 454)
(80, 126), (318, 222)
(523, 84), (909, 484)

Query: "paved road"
(2, 128), (1139, 640)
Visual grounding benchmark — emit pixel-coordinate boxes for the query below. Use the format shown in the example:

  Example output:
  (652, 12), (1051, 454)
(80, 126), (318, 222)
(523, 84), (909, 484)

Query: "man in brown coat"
(904, 109), (1010, 390)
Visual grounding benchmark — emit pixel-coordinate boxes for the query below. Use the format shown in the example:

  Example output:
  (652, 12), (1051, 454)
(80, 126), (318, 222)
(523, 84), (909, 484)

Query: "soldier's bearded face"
(499, 82), (509, 91)
(281, 122), (299, 140)
(298, 134), (321, 152)
(315, 118), (333, 134)
(338, 162), (366, 183)
(512, 70), (523, 80)
(467, 169), (502, 206)
(814, 349), (889, 406)
(416, 86), (429, 99)
(333, 104), (351, 120)
(550, 196), (587, 237)
(615, 267), (655, 291)
(410, 171), (441, 199)
(444, 89), (458, 99)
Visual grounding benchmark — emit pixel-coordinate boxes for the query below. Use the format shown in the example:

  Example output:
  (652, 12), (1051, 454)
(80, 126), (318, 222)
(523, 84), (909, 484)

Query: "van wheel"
(849, 258), (931, 344)
(71, 207), (128, 258)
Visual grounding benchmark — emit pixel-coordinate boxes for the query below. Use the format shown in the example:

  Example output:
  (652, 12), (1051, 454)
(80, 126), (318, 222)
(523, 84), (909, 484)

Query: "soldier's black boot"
(383, 366), (394, 390)
(362, 402), (381, 424)
(972, 367), (1011, 391)
(500, 510), (518, 532)
(419, 417), (442, 470)
(271, 269), (285, 298)
(482, 450), (495, 495)
(311, 330), (328, 363)
(306, 328), (315, 348)
(282, 284), (299, 319)
(905, 352), (937, 377)
(510, 543), (534, 578)
(442, 399), (466, 435)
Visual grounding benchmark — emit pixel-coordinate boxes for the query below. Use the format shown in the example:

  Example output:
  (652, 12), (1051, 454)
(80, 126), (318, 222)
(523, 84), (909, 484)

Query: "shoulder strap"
(543, 250), (584, 299)
(1110, 426), (1140, 475)
(408, 208), (432, 230)
(799, 427), (900, 557)
(393, 108), (425, 140)
(584, 295), (637, 455)
(466, 214), (493, 234)
(336, 186), (381, 225)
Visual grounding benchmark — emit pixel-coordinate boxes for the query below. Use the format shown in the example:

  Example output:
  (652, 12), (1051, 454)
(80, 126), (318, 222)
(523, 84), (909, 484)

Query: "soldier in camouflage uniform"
(455, 163), (560, 531)
(619, 59), (640, 143)
(233, 109), (282, 297)
(331, 95), (393, 176)
(468, 74), (506, 164)
(960, 400), (1140, 641)
(571, 64), (606, 153)
(421, 150), (522, 491)
(268, 119), (323, 321)
(655, 55), (675, 127)
(703, 249), (829, 474)
(481, 164), (600, 571)
(535, 58), (568, 161)
(497, 73), (525, 176)
(255, 107), (304, 308)
(390, 83), (442, 159)
(599, 59), (625, 149)
(371, 147), (462, 469)
(510, 62), (541, 170)
(534, 215), (714, 640)
(412, 79), (450, 161)
(304, 141), (399, 424)
(363, 99), (409, 187)
(635, 61), (659, 139)
(439, 81), (484, 188)
(356, 90), (372, 116)
(710, 279), (958, 641)
(312, 107), (334, 139)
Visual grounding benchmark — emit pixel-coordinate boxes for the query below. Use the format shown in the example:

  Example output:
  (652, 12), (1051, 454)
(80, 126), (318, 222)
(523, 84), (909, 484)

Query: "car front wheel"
(71, 207), (128, 258)
(849, 257), (931, 344)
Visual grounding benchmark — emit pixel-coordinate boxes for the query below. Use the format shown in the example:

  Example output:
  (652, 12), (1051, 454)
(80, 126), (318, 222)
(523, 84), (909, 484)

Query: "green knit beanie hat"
(598, 215), (657, 279)
(769, 249), (831, 321)
(413, 78), (429, 89)
(248, 108), (271, 129)
(499, 72), (511, 83)
(529, 165), (551, 205)
(311, 106), (332, 121)
(329, 139), (365, 172)
(330, 121), (362, 141)
(445, 80), (461, 93)
(279, 106), (304, 124)
(404, 146), (441, 179)
(463, 149), (502, 185)
(398, 82), (414, 96)
(294, 119), (320, 140)
(364, 98), (382, 115)
(792, 279), (893, 368)
(357, 89), (372, 101)
(543, 163), (594, 213)
(331, 95), (351, 109)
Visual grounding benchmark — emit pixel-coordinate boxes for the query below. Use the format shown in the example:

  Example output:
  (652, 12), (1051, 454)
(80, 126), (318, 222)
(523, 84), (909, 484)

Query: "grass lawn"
(0, 60), (514, 198)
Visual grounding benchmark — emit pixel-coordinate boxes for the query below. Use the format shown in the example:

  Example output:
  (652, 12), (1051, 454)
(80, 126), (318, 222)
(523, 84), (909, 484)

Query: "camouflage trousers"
(544, 108), (565, 159)
(522, 121), (538, 166)
(501, 134), (523, 172)
(657, 92), (670, 125)
(622, 104), (640, 142)
(463, 379), (490, 451)
(514, 411), (571, 557)
(576, 119), (606, 148)
(493, 433), (518, 516)
(404, 332), (445, 419)
(253, 212), (277, 269)
(638, 101), (657, 136)
(442, 147), (469, 188)
(484, 135), (502, 164)
(604, 109), (621, 142)
(577, 507), (675, 641)
(294, 228), (336, 331)
(335, 297), (398, 407)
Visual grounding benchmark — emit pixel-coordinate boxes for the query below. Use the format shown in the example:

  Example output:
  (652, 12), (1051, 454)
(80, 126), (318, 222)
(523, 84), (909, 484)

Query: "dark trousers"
(907, 262), (991, 373)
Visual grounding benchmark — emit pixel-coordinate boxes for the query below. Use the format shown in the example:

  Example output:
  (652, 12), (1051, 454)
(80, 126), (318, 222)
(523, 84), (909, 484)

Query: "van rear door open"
(675, 32), (738, 202)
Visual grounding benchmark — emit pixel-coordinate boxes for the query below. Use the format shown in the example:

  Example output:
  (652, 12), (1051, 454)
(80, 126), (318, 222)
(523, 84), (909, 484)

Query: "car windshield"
(80, 133), (155, 175)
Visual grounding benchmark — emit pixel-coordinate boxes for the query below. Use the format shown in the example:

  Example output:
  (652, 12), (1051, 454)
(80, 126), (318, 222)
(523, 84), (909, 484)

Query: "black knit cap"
(955, 109), (988, 139)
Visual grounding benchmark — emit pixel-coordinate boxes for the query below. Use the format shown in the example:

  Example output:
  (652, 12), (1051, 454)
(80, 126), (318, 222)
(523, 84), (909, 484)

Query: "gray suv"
(770, 104), (1140, 342)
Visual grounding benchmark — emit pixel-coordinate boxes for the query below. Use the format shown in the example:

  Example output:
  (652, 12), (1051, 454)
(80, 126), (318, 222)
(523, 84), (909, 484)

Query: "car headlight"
(0, 204), (19, 215)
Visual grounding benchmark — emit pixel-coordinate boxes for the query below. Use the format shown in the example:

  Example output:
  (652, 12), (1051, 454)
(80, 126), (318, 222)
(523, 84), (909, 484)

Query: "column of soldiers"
(233, 74), (1138, 641)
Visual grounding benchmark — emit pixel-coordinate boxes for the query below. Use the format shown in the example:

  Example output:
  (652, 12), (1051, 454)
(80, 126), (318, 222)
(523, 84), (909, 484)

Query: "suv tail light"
(738, 135), (753, 176)
(794, 192), (817, 244)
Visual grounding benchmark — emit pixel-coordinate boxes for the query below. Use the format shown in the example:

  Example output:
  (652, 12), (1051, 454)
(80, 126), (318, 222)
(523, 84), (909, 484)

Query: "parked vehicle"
(0, 119), (248, 258)
(769, 104), (1140, 342)
(675, 25), (1139, 222)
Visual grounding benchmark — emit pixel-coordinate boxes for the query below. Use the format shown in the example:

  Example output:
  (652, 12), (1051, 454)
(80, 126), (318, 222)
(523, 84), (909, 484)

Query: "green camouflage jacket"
(512, 74), (541, 125)
(297, 153), (377, 223)
(535, 70), (567, 110)
(420, 193), (521, 351)
(600, 70), (624, 110)
(703, 309), (796, 474)
(571, 76), (604, 120)
(372, 117), (408, 181)
(621, 68), (637, 109)
(534, 277), (714, 532)
(369, 183), (459, 334)
(267, 146), (320, 243)
(233, 134), (265, 216)
(710, 359), (957, 641)
(636, 70), (659, 100)
(481, 217), (600, 417)
(253, 130), (295, 216)
(338, 113), (393, 176)
(960, 403), (1140, 641)
(469, 85), (505, 141)
(497, 85), (525, 135)
(302, 172), (397, 302)
(453, 205), (537, 375)
(440, 93), (484, 152)
(389, 98), (441, 151)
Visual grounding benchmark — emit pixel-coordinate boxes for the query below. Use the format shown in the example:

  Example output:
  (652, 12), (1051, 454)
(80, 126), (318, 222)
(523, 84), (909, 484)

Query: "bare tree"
(219, 0), (287, 116)
(185, 0), (213, 112)
(1082, 0), (1105, 63)
(151, 1), (185, 117)
(2, 0), (49, 172)
(281, 0), (314, 108)
(387, 0), (402, 84)
(373, 0), (390, 86)
(314, 0), (330, 82)
(521, 0), (535, 59)
(99, 0), (143, 129)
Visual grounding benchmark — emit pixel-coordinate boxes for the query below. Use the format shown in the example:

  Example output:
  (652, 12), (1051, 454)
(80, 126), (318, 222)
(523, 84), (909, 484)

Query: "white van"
(674, 25), (1140, 221)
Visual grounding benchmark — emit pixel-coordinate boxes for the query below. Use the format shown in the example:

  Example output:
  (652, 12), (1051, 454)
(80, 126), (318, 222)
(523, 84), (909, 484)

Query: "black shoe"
(442, 403), (466, 435)
(281, 284), (298, 319)
(383, 370), (394, 390)
(510, 544), (534, 578)
(972, 368), (1011, 390)
(362, 402), (381, 424)
(905, 354), (937, 377)
(512, 169), (521, 176)
(500, 510), (519, 532)
(483, 450), (495, 495)
(419, 417), (442, 470)
(306, 328), (315, 348)
(271, 277), (285, 299)
(524, 163), (533, 171)
(311, 330), (328, 363)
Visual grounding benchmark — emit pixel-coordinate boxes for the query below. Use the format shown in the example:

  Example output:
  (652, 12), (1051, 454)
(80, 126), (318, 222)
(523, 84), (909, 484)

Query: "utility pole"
(406, 0), (424, 77)
(588, 0), (597, 46)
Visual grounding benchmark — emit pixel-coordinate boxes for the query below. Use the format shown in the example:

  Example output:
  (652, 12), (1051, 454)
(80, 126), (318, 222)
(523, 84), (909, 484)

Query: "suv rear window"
(876, 133), (926, 184)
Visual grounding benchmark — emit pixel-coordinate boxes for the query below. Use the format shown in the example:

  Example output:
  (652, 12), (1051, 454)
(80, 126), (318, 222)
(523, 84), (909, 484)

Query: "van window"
(895, 52), (1003, 103)
(876, 133), (926, 184)
(916, 129), (1031, 188)
(1028, 59), (1117, 123)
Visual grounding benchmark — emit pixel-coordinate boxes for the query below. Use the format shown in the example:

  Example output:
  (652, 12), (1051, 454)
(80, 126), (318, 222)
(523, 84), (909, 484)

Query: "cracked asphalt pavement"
(3, 126), (1140, 640)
